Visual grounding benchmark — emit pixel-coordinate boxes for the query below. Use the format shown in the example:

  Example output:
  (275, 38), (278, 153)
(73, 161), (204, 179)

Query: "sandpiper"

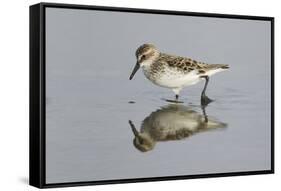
(129, 104), (227, 152)
(129, 44), (229, 105)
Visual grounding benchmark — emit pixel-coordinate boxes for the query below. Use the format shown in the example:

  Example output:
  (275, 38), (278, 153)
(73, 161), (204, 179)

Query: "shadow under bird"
(129, 44), (229, 105)
(129, 104), (227, 152)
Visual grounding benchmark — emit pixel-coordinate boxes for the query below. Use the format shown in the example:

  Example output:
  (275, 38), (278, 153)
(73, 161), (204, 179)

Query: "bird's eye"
(141, 55), (146, 60)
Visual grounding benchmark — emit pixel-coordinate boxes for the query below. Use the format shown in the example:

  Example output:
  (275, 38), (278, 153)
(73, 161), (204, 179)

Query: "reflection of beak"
(129, 120), (139, 137)
(129, 62), (140, 80)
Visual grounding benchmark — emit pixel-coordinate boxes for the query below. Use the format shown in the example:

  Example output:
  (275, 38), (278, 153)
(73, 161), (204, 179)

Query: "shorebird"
(129, 44), (229, 105)
(129, 104), (227, 152)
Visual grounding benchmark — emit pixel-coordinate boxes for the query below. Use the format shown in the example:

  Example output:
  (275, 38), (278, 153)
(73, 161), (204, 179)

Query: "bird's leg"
(163, 88), (183, 103)
(173, 88), (182, 102)
(201, 104), (208, 123)
(165, 95), (183, 103)
(200, 76), (213, 106)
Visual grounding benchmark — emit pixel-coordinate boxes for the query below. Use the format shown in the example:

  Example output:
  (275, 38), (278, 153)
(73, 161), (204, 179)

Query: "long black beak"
(129, 63), (140, 80)
(129, 120), (139, 137)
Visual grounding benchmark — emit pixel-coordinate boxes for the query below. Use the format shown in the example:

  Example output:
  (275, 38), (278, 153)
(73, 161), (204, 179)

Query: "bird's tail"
(211, 64), (229, 69)
(200, 64), (229, 76)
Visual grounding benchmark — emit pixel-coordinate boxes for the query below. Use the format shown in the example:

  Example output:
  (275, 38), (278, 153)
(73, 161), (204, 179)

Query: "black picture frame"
(29, 2), (275, 188)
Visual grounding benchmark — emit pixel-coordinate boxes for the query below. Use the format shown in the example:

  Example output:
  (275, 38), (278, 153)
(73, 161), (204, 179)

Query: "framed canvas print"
(29, 2), (274, 188)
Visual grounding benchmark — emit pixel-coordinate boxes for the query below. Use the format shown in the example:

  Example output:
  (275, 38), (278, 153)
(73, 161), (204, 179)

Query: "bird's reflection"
(129, 104), (227, 152)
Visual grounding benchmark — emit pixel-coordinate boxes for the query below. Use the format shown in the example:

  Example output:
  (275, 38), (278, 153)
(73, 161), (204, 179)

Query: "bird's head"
(129, 120), (155, 152)
(129, 43), (160, 80)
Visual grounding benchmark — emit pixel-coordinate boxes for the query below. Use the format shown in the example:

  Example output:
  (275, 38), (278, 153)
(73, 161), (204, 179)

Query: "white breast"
(159, 70), (202, 88)
(142, 65), (202, 89)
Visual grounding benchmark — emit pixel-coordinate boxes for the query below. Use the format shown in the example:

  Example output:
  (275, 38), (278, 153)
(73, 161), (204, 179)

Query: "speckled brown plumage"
(156, 53), (229, 74)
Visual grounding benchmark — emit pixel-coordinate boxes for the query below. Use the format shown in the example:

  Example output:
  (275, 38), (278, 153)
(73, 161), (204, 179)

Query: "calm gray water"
(45, 8), (271, 183)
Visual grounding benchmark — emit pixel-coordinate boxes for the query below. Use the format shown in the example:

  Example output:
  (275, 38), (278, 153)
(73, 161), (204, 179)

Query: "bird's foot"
(201, 95), (213, 106)
(165, 99), (184, 104)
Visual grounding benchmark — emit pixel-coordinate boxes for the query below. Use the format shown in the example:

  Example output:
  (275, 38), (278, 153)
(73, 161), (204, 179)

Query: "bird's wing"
(159, 53), (229, 74)
(158, 53), (198, 72)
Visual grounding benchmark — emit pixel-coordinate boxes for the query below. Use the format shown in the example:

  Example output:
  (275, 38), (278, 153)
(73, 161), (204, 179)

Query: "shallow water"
(46, 66), (271, 183)
(45, 8), (271, 183)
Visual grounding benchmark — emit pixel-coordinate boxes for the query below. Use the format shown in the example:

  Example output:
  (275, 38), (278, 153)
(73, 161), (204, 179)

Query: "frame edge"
(29, 2), (275, 188)
(40, 2), (274, 21)
(29, 3), (44, 188)
(270, 17), (275, 174)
